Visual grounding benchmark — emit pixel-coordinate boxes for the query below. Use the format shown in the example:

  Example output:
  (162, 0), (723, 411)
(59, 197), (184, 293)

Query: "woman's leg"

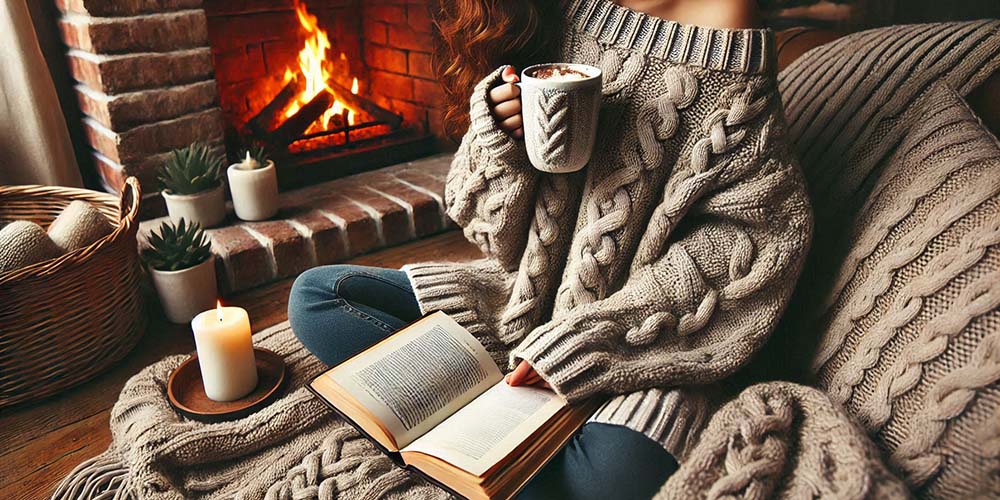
(518, 422), (679, 500)
(288, 264), (422, 366)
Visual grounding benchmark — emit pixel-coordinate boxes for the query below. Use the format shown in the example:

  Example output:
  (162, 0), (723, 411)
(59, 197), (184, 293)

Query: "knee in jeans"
(288, 267), (347, 341)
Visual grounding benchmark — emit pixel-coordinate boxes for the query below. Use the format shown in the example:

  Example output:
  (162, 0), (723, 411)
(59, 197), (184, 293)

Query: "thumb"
(501, 66), (519, 83)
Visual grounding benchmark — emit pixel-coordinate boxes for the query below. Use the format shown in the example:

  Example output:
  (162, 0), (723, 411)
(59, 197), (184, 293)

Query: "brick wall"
(362, 1), (447, 139)
(55, 0), (225, 194)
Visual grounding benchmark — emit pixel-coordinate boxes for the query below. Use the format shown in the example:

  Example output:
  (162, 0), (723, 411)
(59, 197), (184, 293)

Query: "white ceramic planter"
(150, 256), (218, 324)
(162, 184), (226, 229)
(227, 160), (279, 221)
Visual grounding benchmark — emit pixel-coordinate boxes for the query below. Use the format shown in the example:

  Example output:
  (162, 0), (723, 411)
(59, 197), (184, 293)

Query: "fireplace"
(56, 0), (447, 199)
(206, 0), (444, 189)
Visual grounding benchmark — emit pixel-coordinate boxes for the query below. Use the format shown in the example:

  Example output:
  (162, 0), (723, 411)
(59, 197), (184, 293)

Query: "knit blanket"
(52, 321), (449, 500)
(54, 319), (906, 499)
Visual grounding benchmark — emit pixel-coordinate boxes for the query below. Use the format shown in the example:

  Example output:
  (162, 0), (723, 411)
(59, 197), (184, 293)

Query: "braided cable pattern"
(499, 174), (575, 343)
(578, 34), (647, 98)
(445, 67), (538, 268)
(892, 331), (1000, 487)
(810, 113), (1000, 372)
(558, 66), (698, 310)
(616, 81), (774, 346)
(825, 212), (1000, 405)
(530, 89), (570, 165)
(705, 390), (793, 500)
(633, 79), (772, 269)
(452, 147), (527, 260)
(497, 38), (649, 344)
(860, 242), (1000, 430)
(265, 426), (439, 500)
(656, 383), (910, 500)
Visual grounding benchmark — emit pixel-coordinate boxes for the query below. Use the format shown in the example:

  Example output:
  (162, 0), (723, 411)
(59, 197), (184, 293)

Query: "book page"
(327, 311), (502, 448)
(402, 381), (567, 476)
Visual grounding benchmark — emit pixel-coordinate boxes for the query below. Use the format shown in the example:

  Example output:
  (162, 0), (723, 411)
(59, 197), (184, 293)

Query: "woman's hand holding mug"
(489, 66), (524, 139)
(489, 63), (603, 173)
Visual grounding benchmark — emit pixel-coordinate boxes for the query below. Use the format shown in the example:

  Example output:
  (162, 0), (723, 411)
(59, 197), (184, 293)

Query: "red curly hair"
(433, 0), (561, 139)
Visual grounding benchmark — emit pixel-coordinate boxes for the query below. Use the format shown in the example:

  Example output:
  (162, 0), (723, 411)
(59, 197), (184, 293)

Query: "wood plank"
(0, 231), (481, 499)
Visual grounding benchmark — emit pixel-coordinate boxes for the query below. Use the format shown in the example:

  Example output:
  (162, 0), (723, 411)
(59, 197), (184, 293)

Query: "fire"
(282, 0), (360, 130)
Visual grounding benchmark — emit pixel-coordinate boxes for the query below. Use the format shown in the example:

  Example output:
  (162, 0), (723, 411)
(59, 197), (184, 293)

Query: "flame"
(282, 0), (360, 131)
(216, 300), (224, 322)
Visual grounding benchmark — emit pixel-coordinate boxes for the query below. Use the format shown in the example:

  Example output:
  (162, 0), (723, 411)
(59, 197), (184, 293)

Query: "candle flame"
(244, 151), (252, 163)
(216, 300), (224, 322)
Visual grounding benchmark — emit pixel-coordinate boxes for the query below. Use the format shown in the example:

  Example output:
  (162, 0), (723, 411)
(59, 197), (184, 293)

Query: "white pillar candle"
(227, 153), (279, 221)
(191, 302), (258, 401)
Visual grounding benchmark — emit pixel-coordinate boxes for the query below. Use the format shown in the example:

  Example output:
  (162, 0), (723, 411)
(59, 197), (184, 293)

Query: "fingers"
(501, 65), (519, 83)
(493, 98), (521, 120)
(505, 360), (551, 389)
(489, 67), (522, 139)
(506, 360), (534, 386)
(488, 83), (521, 108)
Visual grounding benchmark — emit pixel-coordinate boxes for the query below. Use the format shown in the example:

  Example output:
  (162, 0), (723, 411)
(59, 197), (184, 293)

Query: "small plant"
(238, 144), (271, 170)
(159, 142), (224, 195)
(143, 219), (212, 272)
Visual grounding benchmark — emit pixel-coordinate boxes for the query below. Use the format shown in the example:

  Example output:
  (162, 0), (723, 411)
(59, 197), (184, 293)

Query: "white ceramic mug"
(518, 63), (602, 173)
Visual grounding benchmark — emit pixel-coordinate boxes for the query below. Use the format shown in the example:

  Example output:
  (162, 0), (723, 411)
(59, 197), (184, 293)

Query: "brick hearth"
(139, 154), (455, 294)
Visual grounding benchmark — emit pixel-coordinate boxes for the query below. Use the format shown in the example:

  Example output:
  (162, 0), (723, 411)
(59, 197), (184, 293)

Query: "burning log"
(325, 78), (403, 129)
(247, 72), (306, 135)
(265, 89), (334, 149)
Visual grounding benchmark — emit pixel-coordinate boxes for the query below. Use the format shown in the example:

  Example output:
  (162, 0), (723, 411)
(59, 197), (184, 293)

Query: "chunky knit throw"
(404, 0), (813, 458)
(52, 322), (447, 500)
(655, 382), (910, 499)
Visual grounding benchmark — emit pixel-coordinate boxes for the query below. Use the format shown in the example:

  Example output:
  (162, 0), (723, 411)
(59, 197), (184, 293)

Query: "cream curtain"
(0, 0), (81, 187)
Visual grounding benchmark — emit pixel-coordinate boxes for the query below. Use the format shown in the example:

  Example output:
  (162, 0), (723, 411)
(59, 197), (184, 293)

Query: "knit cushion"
(0, 220), (63, 273)
(47, 200), (113, 253)
(807, 83), (1000, 498)
(767, 21), (1000, 498)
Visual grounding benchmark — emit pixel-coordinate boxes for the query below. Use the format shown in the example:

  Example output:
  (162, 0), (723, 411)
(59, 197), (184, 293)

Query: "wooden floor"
(0, 231), (482, 500)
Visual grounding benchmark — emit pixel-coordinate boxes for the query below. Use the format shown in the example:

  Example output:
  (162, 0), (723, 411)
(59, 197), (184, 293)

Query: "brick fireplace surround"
(55, 0), (458, 295)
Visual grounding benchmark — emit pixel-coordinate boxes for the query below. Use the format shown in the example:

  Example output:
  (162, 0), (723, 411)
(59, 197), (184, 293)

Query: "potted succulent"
(159, 142), (226, 228)
(227, 144), (279, 221)
(143, 219), (218, 324)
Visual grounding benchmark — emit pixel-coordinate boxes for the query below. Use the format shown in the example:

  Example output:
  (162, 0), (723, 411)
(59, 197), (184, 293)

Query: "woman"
(289, 0), (812, 497)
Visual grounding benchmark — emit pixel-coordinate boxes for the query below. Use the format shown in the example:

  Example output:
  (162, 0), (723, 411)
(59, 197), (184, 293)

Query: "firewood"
(265, 89), (334, 149)
(247, 72), (306, 135)
(325, 78), (403, 129)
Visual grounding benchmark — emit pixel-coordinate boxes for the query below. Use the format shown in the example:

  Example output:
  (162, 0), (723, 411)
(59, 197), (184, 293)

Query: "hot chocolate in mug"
(517, 63), (602, 173)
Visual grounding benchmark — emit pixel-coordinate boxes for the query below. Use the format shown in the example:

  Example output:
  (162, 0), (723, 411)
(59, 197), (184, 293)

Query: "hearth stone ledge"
(138, 153), (456, 295)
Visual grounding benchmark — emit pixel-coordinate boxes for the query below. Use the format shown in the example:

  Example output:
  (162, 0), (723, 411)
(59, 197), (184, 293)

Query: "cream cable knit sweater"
(404, 0), (812, 458)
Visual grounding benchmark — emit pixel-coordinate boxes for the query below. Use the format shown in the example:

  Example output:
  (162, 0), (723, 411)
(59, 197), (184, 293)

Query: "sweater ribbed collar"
(567, 0), (775, 74)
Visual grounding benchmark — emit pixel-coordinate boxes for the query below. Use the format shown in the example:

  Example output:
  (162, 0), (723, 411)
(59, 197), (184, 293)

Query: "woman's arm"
(446, 66), (539, 270)
(510, 125), (813, 401)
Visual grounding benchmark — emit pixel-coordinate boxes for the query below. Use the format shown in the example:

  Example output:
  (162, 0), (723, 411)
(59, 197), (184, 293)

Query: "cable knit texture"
(405, 0), (812, 459)
(51, 322), (448, 500)
(655, 383), (911, 500)
(756, 21), (1000, 499)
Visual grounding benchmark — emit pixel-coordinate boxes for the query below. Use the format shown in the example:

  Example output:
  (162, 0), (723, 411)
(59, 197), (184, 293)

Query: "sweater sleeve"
(446, 66), (539, 271)
(510, 136), (813, 402)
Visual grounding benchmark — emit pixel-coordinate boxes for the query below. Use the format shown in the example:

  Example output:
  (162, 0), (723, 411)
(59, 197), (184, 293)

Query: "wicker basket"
(0, 177), (145, 408)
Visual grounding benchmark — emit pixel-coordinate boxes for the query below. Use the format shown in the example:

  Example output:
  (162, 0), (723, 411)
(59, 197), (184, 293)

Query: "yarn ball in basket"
(47, 200), (113, 253)
(0, 220), (63, 273)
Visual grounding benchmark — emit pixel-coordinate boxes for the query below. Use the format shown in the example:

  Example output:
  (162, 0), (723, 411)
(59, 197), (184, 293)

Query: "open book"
(308, 311), (594, 500)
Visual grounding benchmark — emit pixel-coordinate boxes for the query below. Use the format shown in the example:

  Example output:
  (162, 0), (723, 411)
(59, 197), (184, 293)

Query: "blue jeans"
(289, 265), (679, 499)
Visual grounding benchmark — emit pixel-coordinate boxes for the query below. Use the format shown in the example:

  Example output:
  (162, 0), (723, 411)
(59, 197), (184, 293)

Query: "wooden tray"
(167, 347), (286, 422)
